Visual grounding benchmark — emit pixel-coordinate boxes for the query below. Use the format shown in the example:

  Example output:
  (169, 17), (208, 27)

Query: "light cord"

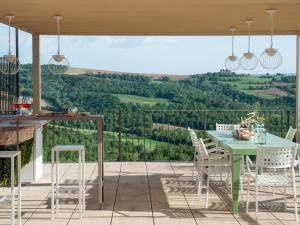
(247, 22), (251, 53)
(231, 29), (235, 56)
(57, 18), (60, 55)
(8, 17), (11, 55)
(270, 13), (274, 48)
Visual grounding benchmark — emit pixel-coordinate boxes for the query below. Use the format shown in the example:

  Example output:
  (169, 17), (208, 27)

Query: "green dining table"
(206, 130), (299, 214)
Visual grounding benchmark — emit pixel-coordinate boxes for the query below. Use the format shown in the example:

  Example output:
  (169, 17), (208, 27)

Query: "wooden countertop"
(0, 114), (104, 146)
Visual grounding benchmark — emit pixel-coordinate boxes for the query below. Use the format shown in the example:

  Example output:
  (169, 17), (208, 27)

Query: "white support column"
(32, 34), (41, 114)
(296, 34), (300, 142)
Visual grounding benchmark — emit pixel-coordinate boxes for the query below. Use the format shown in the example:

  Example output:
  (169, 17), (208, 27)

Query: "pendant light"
(240, 19), (258, 70)
(48, 15), (70, 75)
(259, 9), (282, 69)
(224, 27), (240, 71)
(1, 15), (20, 75)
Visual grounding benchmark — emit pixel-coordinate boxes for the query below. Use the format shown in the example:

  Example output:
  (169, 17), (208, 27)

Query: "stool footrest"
(55, 186), (84, 192)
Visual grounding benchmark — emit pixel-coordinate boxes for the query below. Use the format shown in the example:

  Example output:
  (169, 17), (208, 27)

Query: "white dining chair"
(188, 128), (224, 179)
(244, 126), (298, 197)
(216, 123), (240, 131)
(245, 145), (298, 221)
(286, 126), (297, 141)
(188, 127), (198, 179)
(284, 127), (300, 173)
(195, 138), (230, 208)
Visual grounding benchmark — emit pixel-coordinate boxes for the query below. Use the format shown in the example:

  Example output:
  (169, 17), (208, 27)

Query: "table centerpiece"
(233, 105), (265, 143)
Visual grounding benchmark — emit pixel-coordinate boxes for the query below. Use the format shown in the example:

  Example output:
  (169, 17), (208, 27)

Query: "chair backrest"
(194, 138), (208, 157)
(188, 128), (198, 146)
(285, 126), (297, 141)
(216, 123), (240, 131)
(256, 145), (297, 170)
(189, 128), (208, 156)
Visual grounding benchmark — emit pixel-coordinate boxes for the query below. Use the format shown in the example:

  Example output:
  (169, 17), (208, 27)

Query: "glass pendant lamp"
(240, 19), (258, 70)
(1, 15), (20, 75)
(259, 9), (282, 69)
(224, 27), (240, 71)
(48, 15), (70, 75)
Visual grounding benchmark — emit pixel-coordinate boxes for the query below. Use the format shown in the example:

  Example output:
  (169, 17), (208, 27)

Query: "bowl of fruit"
(232, 128), (255, 140)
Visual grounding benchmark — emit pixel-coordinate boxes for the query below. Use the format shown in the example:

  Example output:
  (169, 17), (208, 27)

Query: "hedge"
(0, 138), (34, 186)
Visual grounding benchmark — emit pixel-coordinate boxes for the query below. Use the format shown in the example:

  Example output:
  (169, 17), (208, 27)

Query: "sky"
(0, 23), (296, 75)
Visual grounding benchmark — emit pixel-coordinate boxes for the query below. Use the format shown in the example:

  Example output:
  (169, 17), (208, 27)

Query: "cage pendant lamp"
(48, 15), (70, 75)
(224, 27), (240, 71)
(1, 15), (20, 75)
(260, 9), (282, 69)
(240, 19), (258, 70)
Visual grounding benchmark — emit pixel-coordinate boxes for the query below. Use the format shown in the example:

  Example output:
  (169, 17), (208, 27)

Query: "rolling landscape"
(19, 64), (296, 161)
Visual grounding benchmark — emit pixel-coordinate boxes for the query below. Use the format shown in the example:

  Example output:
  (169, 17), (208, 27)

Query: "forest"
(19, 64), (296, 161)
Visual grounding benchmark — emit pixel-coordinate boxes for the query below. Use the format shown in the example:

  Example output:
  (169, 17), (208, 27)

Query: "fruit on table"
(239, 129), (254, 137)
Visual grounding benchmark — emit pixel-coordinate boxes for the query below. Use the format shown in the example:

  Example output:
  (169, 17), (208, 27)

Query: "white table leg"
(51, 150), (54, 220)
(11, 156), (15, 225)
(56, 151), (59, 214)
(17, 154), (21, 225)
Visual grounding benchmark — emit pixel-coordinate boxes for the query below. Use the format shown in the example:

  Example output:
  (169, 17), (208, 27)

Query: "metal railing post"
(280, 110), (283, 137)
(204, 111), (207, 138)
(287, 110), (291, 130)
(118, 110), (122, 161)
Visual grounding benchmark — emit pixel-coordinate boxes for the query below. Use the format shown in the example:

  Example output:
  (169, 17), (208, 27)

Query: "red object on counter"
(21, 103), (32, 109)
(12, 103), (21, 109)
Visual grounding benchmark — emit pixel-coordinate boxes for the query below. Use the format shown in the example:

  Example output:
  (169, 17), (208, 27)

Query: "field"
(66, 67), (187, 80)
(219, 75), (292, 100)
(113, 94), (170, 105)
(242, 90), (278, 100)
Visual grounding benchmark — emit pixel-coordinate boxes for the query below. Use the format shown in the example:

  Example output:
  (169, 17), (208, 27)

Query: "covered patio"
(1, 0), (300, 224)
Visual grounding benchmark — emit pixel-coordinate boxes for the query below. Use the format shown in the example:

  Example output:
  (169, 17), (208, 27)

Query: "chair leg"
(51, 150), (54, 220)
(226, 167), (230, 190)
(292, 169), (298, 221)
(197, 180), (202, 199)
(192, 167), (195, 181)
(195, 167), (199, 188)
(240, 175), (244, 202)
(255, 182), (259, 221)
(55, 151), (59, 214)
(11, 157), (15, 225)
(205, 174), (209, 208)
(246, 177), (250, 212)
(17, 154), (21, 225)
(272, 168), (276, 196)
(283, 186), (287, 211)
(192, 153), (196, 180)
(298, 155), (300, 175)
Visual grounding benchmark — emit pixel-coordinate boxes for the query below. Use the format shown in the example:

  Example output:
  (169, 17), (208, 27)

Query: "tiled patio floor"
(0, 162), (299, 225)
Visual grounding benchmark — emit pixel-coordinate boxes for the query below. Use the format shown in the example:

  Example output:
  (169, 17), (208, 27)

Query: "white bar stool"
(0, 151), (21, 225)
(51, 145), (85, 220)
